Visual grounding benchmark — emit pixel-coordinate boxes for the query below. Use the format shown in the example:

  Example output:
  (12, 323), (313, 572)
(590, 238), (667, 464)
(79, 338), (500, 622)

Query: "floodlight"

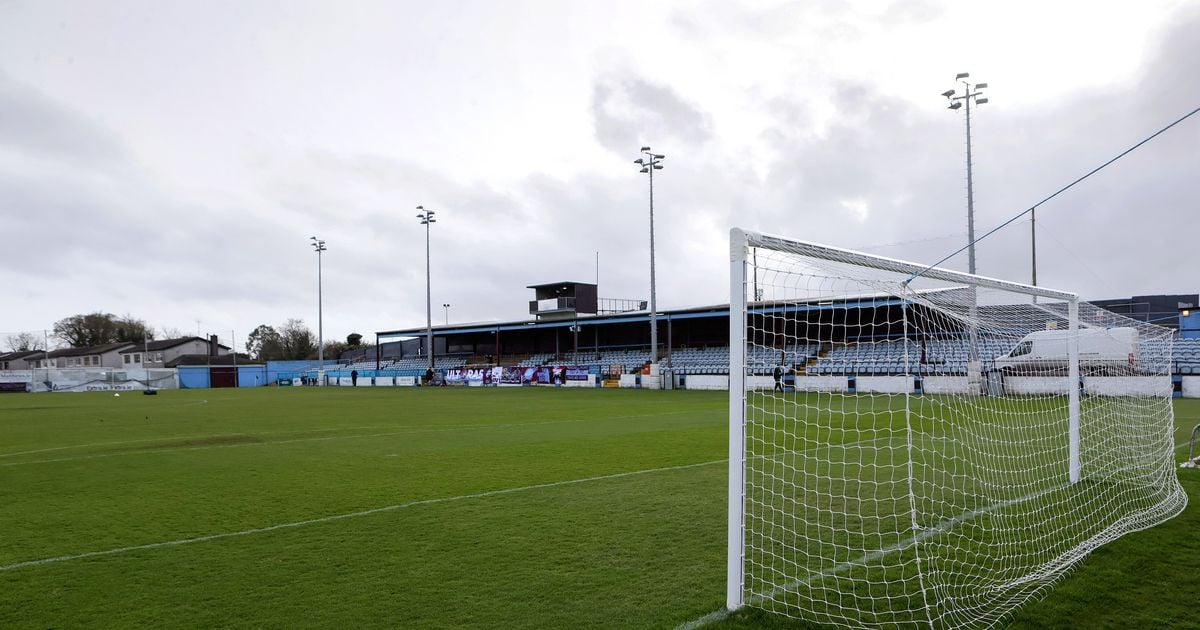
(640, 146), (651, 151)
(941, 89), (955, 98)
(634, 158), (644, 164)
(976, 82), (988, 89)
(976, 98), (989, 105)
(640, 167), (649, 173)
(956, 72), (969, 79)
(653, 164), (663, 169)
(949, 102), (962, 109)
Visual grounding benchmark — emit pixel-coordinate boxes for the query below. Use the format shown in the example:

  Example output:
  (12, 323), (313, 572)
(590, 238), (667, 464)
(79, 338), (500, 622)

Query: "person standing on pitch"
(773, 364), (784, 392)
(351, 369), (358, 387)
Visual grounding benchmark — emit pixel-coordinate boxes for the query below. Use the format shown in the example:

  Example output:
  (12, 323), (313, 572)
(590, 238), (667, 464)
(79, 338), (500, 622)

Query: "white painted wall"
(686, 375), (729, 390)
(747, 375), (775, 390)
(793, 376), (850, 392)
(619, 374), (639, 388)
(923, 376), (970, 394)
(1006, 377), (1072, 395)
(1181, 376), (1200, 398)
(857, 376), (910, 394)
(1085, 377), (1170, 397)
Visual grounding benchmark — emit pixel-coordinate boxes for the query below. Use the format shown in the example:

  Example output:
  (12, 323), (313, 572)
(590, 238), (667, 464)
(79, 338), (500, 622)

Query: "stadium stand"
(807, 337), (1014, 375)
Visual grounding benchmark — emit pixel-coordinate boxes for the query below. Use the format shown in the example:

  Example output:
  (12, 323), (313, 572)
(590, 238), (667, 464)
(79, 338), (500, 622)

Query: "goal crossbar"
(735, 228), (1077, 301)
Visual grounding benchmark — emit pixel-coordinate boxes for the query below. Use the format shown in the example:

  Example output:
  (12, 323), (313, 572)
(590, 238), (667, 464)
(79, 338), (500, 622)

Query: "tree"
(347, 333), (363, 347)
(52, 313), (155, 347)
(322, 340), (349, 360)
(246, 325), (283, 361)
(5, 332), (45, 352)
(160, 326), (184, 340)
(279, 319), (316, 360)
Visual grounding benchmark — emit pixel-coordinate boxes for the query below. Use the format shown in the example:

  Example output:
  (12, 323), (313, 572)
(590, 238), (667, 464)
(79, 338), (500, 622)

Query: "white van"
(994, 327), (1139, 375)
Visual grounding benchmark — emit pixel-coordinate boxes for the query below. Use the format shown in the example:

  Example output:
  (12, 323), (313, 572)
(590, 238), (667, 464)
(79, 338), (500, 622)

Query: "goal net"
(727, 228), (1187, 628)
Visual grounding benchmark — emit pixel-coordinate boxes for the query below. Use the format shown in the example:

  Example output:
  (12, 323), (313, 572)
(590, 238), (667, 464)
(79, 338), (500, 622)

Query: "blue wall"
(266, 360), (338, 384)
(238, 365), (267, 387)
(1181, 310), (1200, 339)
(178, 366), (210, 389)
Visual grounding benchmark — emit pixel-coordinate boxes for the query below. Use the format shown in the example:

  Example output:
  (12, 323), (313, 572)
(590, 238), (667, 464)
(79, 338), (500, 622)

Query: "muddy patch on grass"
(135, 435), (265, 450)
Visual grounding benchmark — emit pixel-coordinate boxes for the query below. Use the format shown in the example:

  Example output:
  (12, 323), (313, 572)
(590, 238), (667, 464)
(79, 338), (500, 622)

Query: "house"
(35, 342), (136, 369)
(0, 350), (42, 370)
(118, 336), (231, 368)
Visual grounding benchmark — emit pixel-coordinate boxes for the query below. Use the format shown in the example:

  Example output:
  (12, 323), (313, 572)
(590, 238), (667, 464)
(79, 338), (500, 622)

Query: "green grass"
(0, 388), (1195, 628)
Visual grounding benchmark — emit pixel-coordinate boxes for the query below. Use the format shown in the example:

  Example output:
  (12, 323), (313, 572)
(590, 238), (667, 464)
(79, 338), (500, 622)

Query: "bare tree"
(279, 319), (316, 360)
(5, 332), (45, 352)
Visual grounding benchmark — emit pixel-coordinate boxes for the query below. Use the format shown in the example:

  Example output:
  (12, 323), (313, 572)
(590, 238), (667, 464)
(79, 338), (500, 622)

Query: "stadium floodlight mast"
(310, 236), (327, 385)
(633, 146), (665, 371)
(943, 73), (988, 383)
(417, 206), (436, 371)
(942, 72), (988, 275)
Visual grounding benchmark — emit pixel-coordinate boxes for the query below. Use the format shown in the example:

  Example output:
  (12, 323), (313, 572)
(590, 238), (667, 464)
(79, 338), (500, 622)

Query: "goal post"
(727, 228), (1186, 625)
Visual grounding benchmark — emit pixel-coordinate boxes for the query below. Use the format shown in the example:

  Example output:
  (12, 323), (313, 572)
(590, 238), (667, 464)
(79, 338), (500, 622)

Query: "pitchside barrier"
(0, 368), (179, 392)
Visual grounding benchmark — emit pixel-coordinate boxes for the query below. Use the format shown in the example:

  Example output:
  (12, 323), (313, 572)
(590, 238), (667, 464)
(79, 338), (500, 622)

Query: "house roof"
(0, 350), (42, 361)
(48, 342), (135, 358)
(118, 337), (230, 354)
(165, 354), (253, 367)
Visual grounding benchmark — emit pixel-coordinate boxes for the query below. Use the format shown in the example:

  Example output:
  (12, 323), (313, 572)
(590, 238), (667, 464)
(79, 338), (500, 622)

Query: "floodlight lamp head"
(976, 97), (989, 105)
(652, 153), (665, 159)
(639, 167), (649, 173)
(634, 158), (644, 164)
(653, 164), (663, 169)
(949, 102), (962, 109)
(956, 72), (969, 79)
(975, 82), (988, 89)
(941, 89), (955, 98)
(640, 146), (651, 152)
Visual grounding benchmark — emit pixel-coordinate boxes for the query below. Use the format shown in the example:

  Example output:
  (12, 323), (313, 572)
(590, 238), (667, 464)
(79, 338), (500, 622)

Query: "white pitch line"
(0, 458), (726, 572)
(0, 410), (704, 467)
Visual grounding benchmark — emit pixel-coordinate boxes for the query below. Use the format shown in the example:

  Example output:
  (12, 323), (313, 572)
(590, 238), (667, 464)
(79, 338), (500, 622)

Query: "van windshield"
(1010, 341), (1033, 357)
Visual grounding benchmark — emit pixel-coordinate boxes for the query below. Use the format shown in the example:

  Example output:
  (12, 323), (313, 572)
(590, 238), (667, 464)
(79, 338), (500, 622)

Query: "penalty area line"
(0, 458), (726, 573)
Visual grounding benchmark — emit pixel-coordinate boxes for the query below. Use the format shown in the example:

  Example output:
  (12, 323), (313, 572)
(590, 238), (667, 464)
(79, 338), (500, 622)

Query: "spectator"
(351, 369), (359, 387)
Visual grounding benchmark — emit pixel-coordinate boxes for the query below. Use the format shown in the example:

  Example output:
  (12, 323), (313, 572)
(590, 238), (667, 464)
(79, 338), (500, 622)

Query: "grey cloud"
(882, 0), (945, 25)
(0, 73), (128, 167)
(591, 74), (713, 154)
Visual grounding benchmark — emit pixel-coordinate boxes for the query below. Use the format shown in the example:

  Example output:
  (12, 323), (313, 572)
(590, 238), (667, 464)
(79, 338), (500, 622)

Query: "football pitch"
(0, 388), (1196, 628)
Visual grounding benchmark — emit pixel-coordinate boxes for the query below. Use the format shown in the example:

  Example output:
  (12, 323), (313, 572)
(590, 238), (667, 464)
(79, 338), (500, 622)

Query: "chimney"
(209, 335), (219, 357)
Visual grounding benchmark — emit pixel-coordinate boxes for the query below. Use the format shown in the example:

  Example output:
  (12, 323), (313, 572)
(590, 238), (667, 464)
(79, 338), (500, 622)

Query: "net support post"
(727, 228), (747, 611)
(1068, 298), (1081, 484)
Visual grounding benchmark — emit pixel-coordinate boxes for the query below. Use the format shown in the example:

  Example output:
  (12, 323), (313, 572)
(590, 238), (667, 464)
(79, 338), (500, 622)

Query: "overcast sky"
(2, 0), (1198, 348)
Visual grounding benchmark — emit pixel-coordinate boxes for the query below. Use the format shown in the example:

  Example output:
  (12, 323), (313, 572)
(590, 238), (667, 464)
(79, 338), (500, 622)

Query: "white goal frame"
(726, 228), (1086, 613)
